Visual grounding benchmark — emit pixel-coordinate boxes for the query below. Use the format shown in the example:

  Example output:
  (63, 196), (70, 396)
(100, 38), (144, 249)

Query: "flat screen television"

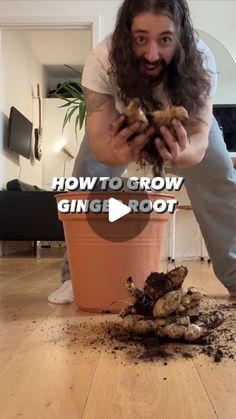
(213, 105), (236, 152)
(8, 106), (33, 159)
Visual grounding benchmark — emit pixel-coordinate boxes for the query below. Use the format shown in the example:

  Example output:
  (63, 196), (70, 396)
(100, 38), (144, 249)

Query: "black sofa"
(0, 180), (65, 252)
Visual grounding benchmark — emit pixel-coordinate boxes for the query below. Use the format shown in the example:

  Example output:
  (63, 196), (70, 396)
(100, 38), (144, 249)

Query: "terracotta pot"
(56, 191), (173, 313)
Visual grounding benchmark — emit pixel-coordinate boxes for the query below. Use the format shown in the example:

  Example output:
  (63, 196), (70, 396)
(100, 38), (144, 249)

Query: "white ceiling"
(22, 28), (92, 77)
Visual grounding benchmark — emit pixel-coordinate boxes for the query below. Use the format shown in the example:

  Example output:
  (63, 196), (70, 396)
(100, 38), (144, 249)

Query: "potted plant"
(49, 64), (86, 137)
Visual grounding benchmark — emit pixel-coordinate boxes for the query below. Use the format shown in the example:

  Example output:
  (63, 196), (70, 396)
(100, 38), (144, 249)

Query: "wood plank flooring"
(0, 257), (235, 419)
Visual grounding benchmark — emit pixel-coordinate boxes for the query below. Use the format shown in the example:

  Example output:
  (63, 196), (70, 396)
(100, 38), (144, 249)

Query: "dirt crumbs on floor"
(198, 297), (236, 363)
(52, 298), (235, 365)
(49, 266), (235, 364)
(106, 299), (235, 364)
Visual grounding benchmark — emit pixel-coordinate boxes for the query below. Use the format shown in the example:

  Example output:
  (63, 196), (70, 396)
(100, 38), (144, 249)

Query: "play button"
(86, 187), (150, 242)
(108, 197), (131, 222)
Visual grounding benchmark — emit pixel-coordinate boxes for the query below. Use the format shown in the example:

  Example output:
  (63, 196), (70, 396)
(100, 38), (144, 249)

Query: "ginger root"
(122, 99), (189, 177)
(184, 324), (207, 342)
(152, 105), (189, 135)
(123, 315), (156, 335)
(121, 265), (226, 343)
(144, 266), (188, 300)
(153, 290), (182, 318)
(123, 98), (149, 133)
(162, 324), (186, 339)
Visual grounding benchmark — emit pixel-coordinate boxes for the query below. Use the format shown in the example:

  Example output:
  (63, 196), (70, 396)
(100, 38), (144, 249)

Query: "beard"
(119, 54), (170, 112)
(137, 56), (167, 83)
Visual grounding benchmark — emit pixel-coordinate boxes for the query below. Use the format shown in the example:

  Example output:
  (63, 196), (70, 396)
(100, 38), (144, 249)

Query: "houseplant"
(49, 64), (86, 137)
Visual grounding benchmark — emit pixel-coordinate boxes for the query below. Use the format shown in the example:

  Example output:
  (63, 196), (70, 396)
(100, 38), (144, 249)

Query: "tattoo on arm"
(83, 87), (112, 115)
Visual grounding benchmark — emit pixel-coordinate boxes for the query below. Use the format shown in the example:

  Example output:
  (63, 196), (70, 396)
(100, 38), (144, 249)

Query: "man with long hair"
(48, 0), (236, 303)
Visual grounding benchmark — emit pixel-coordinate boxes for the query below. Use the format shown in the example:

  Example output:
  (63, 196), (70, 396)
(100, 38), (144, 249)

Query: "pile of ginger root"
(123, 98), (189, 175)
(120, 265), (226, 342)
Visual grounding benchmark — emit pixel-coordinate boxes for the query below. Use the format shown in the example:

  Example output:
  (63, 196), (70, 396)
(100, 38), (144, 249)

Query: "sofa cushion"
(6, 179), (45, 192)
(0, 191), (65, 241)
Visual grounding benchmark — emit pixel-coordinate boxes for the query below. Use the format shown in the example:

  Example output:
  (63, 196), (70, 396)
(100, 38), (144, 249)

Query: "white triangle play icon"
(108, 197), (131, 222)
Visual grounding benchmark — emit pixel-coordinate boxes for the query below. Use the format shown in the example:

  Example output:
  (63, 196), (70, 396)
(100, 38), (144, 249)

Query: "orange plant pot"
(56, 192), (173, 313)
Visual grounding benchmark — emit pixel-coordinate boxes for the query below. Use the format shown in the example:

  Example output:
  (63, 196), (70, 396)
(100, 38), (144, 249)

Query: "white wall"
(0, 28), (91, 190)
(0, 1), (122, 41)
(198, 30), (236, 104)
(0, 1), (236, 61)
(0, 30), (46, 188)
(189, 1), (236, 65)
(42, 98), (84, 189)
(22, 29), (92, 91)
(0, 31), (4, 185)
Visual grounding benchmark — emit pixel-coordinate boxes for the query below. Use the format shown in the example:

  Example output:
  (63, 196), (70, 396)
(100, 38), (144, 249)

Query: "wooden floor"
(0, 256), (235, 419)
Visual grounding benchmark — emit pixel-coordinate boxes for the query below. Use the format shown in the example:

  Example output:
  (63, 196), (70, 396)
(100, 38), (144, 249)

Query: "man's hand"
(108, 114), (155, 165)
(154, 119), (191, 167)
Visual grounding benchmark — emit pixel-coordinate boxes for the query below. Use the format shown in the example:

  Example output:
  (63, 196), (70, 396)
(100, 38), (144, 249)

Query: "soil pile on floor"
(53, 300), (235, 364)
(50, 266), (235, 364)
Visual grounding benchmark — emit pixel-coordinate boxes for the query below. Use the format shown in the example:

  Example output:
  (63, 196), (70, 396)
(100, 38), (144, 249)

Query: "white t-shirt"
(82, 34), (217, 113)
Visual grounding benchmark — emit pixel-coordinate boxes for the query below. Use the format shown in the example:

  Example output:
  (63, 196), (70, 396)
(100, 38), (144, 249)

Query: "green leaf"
(59, 98), (81, 108)
(64, 64), (82, 77)
(62, 108), (71, 132)
(57, 85), (79, 98)
(52, 81), (83, 99)
(62, 107), (76, 132)
(79, 102), (86, 129)
(67, 106), (78, 123)
(53, 66), (86, 135)
(74, 114), (80, 140)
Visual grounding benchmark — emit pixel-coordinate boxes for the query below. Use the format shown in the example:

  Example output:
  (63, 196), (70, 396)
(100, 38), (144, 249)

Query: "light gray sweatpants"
(61, 117), (236, 293)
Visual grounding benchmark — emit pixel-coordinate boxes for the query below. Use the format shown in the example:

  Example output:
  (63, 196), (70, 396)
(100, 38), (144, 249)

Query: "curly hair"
(109, 0), (212, 118)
